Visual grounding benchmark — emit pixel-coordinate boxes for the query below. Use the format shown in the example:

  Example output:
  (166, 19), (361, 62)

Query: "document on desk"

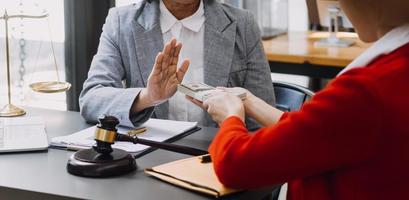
(0, 116), (48, 153)
(145, 156), (241, 198)
(50, 119), (198, 153)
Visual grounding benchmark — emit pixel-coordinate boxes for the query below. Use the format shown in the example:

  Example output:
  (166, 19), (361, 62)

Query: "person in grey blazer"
(79, 0), (275, 130)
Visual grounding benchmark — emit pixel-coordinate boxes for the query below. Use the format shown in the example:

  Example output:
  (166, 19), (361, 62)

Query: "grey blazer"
(79, 0), (275, 129)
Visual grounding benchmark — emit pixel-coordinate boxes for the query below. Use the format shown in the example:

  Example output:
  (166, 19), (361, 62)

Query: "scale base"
(0, 104), (26, 117)
(67, 148), (137, 178)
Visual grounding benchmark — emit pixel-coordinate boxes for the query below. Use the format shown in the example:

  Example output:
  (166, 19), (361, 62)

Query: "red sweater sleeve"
(209, 72), (383, 189)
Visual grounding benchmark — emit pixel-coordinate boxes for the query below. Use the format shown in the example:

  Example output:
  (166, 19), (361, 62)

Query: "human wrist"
(243, 94), (260, 116)
(221, 114), (245, 123)
(131, 89), (155, 113)
(226, 103), (245, 123)
(226, 114), (244, 123)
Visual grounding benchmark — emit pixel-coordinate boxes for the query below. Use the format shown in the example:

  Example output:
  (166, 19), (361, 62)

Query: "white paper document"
(0, 116), (48, 153)
(50, 119), (198, 153)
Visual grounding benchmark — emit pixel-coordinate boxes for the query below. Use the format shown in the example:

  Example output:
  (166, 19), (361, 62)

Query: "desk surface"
(0, 108), (271, 200)
(263, 31), (372, 67)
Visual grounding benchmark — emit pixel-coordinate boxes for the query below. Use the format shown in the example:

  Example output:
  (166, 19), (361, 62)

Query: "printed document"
(51, 119), (198, 153)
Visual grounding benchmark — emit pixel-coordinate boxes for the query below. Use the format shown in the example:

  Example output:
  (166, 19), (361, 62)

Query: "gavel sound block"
(67, 115), (208, 178)
(67, 116), (137, 177)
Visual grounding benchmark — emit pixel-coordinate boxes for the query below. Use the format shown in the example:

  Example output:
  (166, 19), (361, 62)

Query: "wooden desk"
(263, 32), (371, 80)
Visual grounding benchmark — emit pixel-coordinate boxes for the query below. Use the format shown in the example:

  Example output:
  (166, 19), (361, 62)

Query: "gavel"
(93, 115), (208, 156)
(67, 115), (208, 178)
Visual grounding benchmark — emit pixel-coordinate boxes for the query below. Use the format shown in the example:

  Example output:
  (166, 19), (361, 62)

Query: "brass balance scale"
(0, 10), (70, 117)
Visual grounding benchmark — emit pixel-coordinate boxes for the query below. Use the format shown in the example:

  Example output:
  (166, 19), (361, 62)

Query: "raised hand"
(132, 38), (189, 113)
(147, 38), (190, 105)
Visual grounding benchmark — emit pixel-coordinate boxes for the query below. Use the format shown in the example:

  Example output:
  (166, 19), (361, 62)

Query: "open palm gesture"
(146, 38), (190, 105)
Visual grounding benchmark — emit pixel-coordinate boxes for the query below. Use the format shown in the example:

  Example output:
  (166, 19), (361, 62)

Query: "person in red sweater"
(188, 0), (409, 199)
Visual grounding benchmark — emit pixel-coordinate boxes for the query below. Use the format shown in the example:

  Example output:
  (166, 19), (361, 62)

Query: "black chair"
(273, 81), (315, 112)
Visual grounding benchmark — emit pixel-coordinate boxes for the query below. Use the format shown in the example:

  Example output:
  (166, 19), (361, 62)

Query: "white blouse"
(159, 0), (206, 124)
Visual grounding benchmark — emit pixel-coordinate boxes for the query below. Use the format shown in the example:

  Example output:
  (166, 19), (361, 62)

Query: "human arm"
(240, 11), (276, 129)
(79, 8), (141, 127)
(79, 8), (188, 127)
(218, 87), (283, 126)
(187, 86), (282, 126)
(208, 74), (383, 189)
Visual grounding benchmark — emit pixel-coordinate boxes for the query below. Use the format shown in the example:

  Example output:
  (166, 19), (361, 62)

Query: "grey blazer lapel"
(131, 0), (168, 119)
(132, 0), (163, 85)
(204, 0), (236, 87)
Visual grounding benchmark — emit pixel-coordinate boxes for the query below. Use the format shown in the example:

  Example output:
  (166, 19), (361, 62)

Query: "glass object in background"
(314, 0), (354, 47)
(258, 0), (288, 39)
(0, 0), (66, 111)
(243, 0), (288, 40)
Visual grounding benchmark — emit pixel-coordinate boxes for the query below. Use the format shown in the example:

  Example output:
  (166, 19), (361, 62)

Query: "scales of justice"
(0, 9), (71, 117)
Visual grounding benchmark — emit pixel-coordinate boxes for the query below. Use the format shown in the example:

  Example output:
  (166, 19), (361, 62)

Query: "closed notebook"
(145, 156), (240, 198)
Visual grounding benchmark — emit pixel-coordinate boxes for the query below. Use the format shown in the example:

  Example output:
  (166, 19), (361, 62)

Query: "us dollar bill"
(177, 83), (246, 102)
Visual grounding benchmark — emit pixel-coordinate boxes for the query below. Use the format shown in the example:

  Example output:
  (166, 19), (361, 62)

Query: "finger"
(169, 39), (177, 56)
(170, 42), (182, 74)
(166, 41), (178, 77)
(163, 40), (172, 57)
(151, 52), (164, 76)
(215, 87), (228, 93)
(167, 39), (176, 67)
(169, 38), (177, 57)
(161, 41), (173, 73)
(205, 103), (217, 119)
(172, 42), (183, 65)
(172, 43), (182, 70)
(216, 87), (228, 90)
(185, 95), (195, 101)
(176, 59), (190, 82)
(186, 96), (207, 110)
(209, 91), (226, 97)
(203, 100), (212, 112)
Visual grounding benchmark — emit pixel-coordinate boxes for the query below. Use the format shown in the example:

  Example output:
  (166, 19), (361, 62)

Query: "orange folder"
(145, 155), (241, 198)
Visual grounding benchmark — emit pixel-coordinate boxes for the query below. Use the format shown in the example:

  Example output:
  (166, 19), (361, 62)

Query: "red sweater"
(209, 43), (409, 200)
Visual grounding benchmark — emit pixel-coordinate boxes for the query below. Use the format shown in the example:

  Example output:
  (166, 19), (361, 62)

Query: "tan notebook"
(145, 155), (240, 198)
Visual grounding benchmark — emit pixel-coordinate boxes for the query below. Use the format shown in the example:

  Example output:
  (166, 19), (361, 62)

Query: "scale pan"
(30, 81), (71, 93)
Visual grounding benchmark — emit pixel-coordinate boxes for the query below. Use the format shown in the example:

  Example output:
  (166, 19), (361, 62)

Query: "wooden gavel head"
(93, 115), (120, 155)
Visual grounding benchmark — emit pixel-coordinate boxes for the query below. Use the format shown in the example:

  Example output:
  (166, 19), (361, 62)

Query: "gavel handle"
(116, 134), (208, 156)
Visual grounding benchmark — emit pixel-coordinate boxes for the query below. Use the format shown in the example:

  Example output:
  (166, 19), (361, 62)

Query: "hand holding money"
(177, 83), (247, 102)
(180, 83), (247, 123)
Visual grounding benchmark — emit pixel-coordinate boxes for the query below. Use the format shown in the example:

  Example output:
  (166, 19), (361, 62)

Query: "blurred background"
(0, 0), (66, 110)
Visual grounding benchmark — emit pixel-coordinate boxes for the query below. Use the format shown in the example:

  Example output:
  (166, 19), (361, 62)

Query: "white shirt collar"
(338, 24), (409, 76)
(159, 0), (205, 34)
